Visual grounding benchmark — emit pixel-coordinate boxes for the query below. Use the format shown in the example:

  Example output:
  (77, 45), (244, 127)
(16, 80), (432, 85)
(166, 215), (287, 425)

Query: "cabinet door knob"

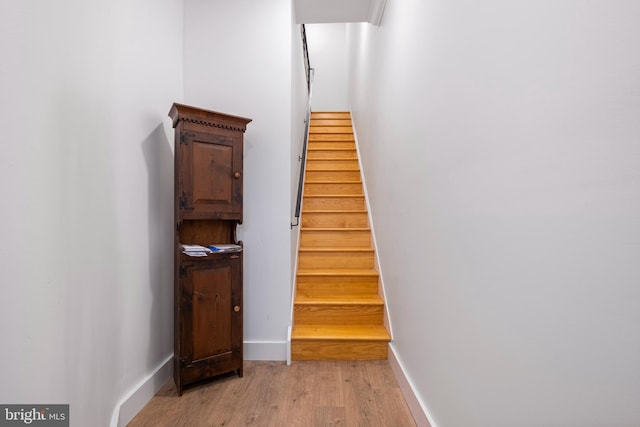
(233, 172), (241, 179)
(234, 305), (241, 313)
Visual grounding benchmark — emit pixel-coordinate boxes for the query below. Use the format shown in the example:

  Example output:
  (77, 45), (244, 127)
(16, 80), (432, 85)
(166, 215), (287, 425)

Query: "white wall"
(347, 1), (640, 426)
(306, 23), (349, 111)
(0, 1), (183, 426)
(183, 0), (293, 360)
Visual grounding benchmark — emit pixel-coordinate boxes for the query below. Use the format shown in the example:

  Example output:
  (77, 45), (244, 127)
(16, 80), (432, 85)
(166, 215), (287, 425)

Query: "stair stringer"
(288, 124), (310, 366)
(349, 107), (394, 342)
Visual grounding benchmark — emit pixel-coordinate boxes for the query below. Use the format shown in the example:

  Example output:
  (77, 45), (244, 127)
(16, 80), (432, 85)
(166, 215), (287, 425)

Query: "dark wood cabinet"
(169, 103), (251, 395)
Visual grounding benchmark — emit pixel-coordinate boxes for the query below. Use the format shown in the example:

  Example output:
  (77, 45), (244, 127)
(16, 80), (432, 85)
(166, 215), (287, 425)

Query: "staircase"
(291, 111), (391, 361)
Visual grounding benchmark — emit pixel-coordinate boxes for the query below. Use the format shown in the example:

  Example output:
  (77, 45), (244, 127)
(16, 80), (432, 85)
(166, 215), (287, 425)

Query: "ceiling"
(293, 0), (387, 25)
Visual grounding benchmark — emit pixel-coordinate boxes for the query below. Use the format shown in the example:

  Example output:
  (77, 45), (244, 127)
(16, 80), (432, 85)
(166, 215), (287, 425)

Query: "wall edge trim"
(111, 354), (173, 427)
(388, 344), (438, 427)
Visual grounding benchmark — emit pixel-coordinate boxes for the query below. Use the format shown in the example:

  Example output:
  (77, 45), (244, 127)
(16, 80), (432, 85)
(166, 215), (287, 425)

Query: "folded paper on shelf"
(181, 244), (212, 257)
(208, 244), (242, 253)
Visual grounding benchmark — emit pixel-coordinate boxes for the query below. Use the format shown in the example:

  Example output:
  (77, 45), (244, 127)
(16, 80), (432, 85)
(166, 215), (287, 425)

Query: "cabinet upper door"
(178, 131), (243, 220)
(169, 102), (251, 222)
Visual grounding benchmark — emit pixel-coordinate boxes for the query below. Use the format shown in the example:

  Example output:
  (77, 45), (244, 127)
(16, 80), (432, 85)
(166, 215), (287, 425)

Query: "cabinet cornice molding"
(169, 102), (252, 133)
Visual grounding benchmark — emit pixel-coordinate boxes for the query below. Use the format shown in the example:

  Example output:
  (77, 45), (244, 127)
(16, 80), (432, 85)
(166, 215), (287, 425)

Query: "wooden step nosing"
(304, 180), (362, 185)
(308, 143), (355, 146)
(291, 336), (390, 342)
(307, 159), (358, 162)
(303, 210), (368, 213)
(305, 179), (362, 182)
(305, 168), (361, 171)
(309, 125), (353, 128)
(296, 276), (379, 279)
(309, 133), (354, 136)
(308, 147), (356, 151)
(298, 247), (374, 252)
(303, 195), (365, 198)
(296, 271), (379, 277)
(291, 326), (391, 341)
(300, 227), (370, 231)
(294, 300), (384, 306)
(296, 263), (377, 268)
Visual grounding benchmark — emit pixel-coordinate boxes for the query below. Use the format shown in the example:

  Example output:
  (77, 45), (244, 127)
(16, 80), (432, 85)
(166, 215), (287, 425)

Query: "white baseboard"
(388, 344), (437, 427)
(111, 354), (173, 427)
(244, 340), (287, 361)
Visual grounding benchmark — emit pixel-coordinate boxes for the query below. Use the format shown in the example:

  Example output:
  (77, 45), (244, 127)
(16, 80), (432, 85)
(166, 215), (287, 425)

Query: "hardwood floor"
(128, 360), (416, 427)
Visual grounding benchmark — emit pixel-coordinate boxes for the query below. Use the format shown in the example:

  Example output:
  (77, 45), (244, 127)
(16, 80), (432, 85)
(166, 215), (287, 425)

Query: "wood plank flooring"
(128, 360), (416, 427)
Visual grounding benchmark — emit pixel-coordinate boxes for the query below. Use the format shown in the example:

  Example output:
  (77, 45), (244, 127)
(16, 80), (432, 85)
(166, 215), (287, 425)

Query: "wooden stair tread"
(304, 213), (367, 215)
(311, 112), (351, 116)
(304, 194), (364, 198)
(307, 157), (358, 160)
(309, 135), (354, 138)
(300, 227), (370, 231)
(308, 147), (355, 151)
(295, 295), (383, 305)
(297, 268), (379, 276)
(305, 180), (362, 184)
(304, 173), (360, 178)
(310, 130), (353, 134)
(303, 209), (367, 213)
(291, 324), (390, 341)
(298, 247), (374, 252)
(310, 120), (352, 126)
(305, 168), (360, 171)
(309, 133), (354, 139)
(307, 162), (358, 166)
(311, 112), (350, 114)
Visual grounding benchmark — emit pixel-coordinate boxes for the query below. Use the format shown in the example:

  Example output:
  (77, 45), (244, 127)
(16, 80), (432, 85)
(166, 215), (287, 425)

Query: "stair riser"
(309, 134), (354, 142)
(308, 142), (356, 151)
(309, 119), (352, 127)
(310, 126), (353, 134)
(305, 170), (361, 181)
(311, 112), (351, 120)
(294, 305), (383, 325)
(307, 150), (357, 159)
(300, 230), (370, 247)
(303, 197), (365, 210)
(298, 251), (375, 269)
(291, 341), (388, 361)
(296, 280), (379, 298)
(306, 160), (360, 170)
(304, 182), (363, 195)
(302, 212), (369, 228)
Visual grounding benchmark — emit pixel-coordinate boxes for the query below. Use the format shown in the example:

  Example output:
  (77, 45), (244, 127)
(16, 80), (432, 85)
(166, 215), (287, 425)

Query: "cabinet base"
(175, 359), (243, 396)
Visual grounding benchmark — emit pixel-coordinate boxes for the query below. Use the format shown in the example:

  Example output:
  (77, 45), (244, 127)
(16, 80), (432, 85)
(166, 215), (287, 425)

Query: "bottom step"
(291, 324), (390, 361)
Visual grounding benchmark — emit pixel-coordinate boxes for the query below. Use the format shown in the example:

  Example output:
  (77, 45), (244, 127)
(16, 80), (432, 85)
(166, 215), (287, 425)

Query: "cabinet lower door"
(177, 256), (242, 391)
